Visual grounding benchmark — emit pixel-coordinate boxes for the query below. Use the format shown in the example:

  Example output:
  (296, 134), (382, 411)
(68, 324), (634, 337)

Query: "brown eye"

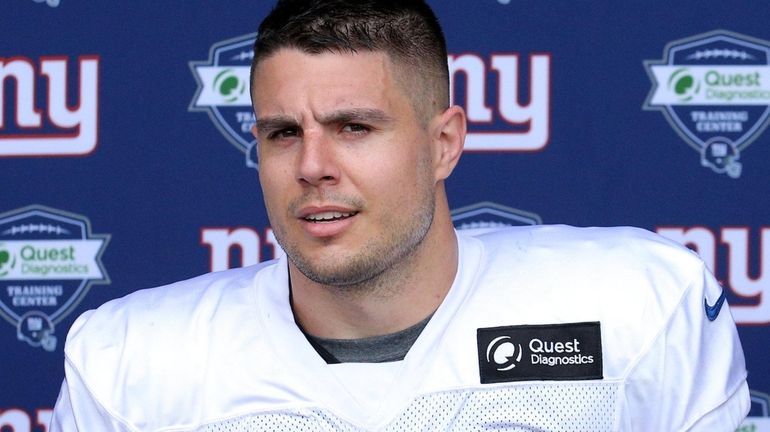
(268, 128), (299, 140)
(342, 123), (369, 135)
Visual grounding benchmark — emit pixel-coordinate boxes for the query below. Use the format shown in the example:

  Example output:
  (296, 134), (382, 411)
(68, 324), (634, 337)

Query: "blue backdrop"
(2, 1), (769, 430)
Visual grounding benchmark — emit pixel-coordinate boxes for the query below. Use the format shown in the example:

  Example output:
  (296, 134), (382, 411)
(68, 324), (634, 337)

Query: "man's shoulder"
(59, 259), (291, 427)
(458, 224), (709, 332)
(465, 224), (703, 274)
(465, 223), (682, 247)
(63, 260), (281, 374)
(71, 260), (276, 332)
(454, 225), (720, 383)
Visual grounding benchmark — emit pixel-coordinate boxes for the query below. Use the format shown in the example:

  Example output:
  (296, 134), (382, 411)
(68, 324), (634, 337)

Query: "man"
(51, 0), (749, 430)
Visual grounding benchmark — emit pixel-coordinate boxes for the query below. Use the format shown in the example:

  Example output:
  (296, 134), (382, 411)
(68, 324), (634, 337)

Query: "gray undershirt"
(303, 313), (433, 363)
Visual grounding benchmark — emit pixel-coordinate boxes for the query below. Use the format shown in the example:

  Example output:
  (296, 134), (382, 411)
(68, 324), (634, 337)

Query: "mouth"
(303, 211), (359, 223)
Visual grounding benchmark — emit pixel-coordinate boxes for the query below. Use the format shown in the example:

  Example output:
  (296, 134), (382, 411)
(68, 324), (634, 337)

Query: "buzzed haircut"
(251, 0), (450, 117)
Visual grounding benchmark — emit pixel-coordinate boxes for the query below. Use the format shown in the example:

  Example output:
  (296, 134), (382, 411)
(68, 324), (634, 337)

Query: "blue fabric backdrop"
(1, 1), (769, 430)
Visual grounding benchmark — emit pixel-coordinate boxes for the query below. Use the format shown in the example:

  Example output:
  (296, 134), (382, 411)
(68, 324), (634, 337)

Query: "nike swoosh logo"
(704, 290), (727, 322)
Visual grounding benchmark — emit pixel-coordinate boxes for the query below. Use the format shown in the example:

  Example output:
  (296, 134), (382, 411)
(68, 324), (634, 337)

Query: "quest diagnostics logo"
(477, 322), (602, 384)
(0, 205), (110, 351)
(213, 69), (247, 103)
(644, 30), (770, 178)
(667, 68), (702, 102)
(0, 245), (17, 277)
(485, 336), (523, 371)
(190, 33), (258, 170)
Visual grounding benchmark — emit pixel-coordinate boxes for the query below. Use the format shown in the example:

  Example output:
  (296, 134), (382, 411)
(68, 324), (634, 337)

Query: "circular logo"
(701, 137), (742, 178)
(0, 246), (16, 277)
(668, 68), (700, 102)
(485, 336), (523, 371)
(214, 68), (246, 103)
(17, 311), (57, 351)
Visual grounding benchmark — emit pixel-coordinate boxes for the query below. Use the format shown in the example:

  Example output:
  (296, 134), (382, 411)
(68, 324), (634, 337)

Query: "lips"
(303, 211), (358, 223)
(297, 207), (359, 238)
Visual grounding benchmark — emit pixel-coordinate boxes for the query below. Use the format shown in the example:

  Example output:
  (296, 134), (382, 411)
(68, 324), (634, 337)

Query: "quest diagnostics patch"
(477, 322), (603, 384)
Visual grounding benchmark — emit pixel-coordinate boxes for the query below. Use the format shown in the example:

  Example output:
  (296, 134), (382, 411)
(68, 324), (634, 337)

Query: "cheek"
(359, 155), (412, 192)
(368, 132), (431, 175)
(259, 151), (294, 186)
(259, 166), (289, 211)
(390, 139), (434, 187)
(362, 149), (432, 205)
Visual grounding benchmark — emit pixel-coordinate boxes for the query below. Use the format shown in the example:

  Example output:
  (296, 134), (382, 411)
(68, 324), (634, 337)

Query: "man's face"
(252, 49), (440, 287)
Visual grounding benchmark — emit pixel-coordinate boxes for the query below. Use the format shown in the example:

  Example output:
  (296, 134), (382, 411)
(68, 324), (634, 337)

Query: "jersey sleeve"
(49, 376), (132, 432)
(49, 313), (137, 432)
(621, 260), (750, 431)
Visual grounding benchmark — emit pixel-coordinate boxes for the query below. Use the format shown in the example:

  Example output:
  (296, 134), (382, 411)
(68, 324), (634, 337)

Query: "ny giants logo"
(0, 408), (52, 432)
(657, 226), (770, 325)
(190, 34), (551, 169)
(0, 56), (99, 157)
(449, 52), (550, 152)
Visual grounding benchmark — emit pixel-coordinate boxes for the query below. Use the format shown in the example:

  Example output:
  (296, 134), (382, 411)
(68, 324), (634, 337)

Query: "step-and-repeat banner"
(2, 1), (769, 430)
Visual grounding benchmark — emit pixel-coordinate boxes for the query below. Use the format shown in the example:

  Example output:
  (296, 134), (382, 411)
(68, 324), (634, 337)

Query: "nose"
(297, 131), (340, 186)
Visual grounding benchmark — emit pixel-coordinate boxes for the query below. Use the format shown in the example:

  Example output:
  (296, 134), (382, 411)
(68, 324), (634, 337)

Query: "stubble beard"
(275, 165), (436, 296)
(294, 203), (433, 295)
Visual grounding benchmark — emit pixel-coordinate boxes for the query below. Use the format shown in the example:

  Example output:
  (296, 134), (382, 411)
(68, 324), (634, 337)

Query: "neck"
(290, 199), (458, 339)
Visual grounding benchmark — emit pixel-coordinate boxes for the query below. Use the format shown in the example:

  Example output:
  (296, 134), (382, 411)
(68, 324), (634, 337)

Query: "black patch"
(477, 322), (603, 384)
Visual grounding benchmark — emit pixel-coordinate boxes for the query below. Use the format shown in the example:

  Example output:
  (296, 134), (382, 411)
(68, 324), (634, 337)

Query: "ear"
(431, 105), (466, 182)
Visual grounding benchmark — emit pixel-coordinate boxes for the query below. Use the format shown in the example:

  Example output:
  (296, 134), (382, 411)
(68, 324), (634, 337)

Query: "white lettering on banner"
(200, 227), (283, 272)
(0, 56), (99, 156)
(449, 55), (492, 121)
(449, 53), (551, 151)
(36, 409), (52, 432)
(0, 408), (52, 432)
(657, 226), (770, 325)
(529, 338), (581, 353)
(0, 409), (30, 431)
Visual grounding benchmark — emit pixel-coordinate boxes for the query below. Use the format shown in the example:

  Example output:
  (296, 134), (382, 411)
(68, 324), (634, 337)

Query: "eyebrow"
(316, 108), (395, 126)
(254, 116), (299, 134)
(255, 108), (394, 133)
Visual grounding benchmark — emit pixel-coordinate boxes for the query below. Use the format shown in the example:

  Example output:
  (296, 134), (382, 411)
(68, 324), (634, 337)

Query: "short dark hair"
(251, 0), (450, 116)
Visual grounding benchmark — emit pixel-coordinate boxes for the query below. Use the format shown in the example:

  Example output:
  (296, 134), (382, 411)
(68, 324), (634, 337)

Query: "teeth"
(305, 211), (356, 222)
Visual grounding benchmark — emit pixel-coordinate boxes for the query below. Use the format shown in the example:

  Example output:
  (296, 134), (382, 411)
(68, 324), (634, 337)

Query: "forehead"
(251, 48), (412, 116)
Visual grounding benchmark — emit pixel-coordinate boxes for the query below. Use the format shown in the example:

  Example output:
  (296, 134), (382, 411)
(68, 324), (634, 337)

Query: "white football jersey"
(50, 226), (749, 431)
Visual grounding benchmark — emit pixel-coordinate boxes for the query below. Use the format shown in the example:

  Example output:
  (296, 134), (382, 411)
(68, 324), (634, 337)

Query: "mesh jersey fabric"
(49, 225), (750, 431)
